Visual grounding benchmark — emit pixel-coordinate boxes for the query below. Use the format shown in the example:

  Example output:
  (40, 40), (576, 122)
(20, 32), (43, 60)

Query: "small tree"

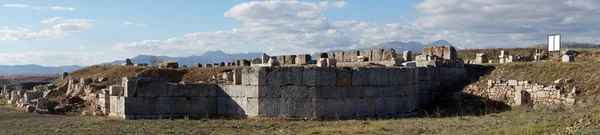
(149, 56), (163, 67)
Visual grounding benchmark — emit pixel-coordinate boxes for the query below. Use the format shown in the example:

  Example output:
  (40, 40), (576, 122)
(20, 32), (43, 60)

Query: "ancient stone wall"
(464, 79), (576, 107)
(107, 66), (421, 119)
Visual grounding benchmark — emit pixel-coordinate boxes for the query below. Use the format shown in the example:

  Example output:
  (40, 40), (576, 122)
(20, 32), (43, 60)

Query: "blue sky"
(1, 0), (599, 66)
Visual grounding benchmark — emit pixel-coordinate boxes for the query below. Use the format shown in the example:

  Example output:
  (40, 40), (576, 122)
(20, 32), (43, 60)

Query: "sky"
(1, 0), (599, 66)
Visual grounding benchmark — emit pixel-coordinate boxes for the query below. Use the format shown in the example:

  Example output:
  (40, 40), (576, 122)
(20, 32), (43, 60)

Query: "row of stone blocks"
(320, 49), (397, 63)
(240, 67), (419, 87)
(109, 95), (420, 119)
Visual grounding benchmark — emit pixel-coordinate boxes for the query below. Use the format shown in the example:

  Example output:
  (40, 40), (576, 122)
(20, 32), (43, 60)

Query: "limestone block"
(109, 85), (123, 96)
(336, 68), (353, 86)
(351, 67), (370, 86)
(293, 98), (312, 118)
(24, 92), (43, 103)
(326, 58), (337, 67)
(343, 51), (359, 62)
(258, 86), (282, 98)
(368, 67), (389, 86)
(35, 97), (50, 111)
(382, 49), (397, 61)
(397, 96), (409, 113)
(475, 53), (489, 64)
(280, 86), (309, 98)
(241, 67), (268, 86)
(245, 97), (259, 117)
(230, 97), (247, 116)
(284, 55), (297, 65)
(348, 86), (364, 98)
(139, 97), (158, 115)
(136, 78), (168, 97)
(420, 90), (430, 105)
(374, 97), (386, 116)
(244, 85), (260, 98)
(251, 58), (262, 65)
(387, 68), (402, 86)
(233, 68), (243, 85)
(403, 51), (412, 61)
(241, 59), (251, 66)
(280, 98), (294, 117)
(443, 46), (457, 60)
(372, 49), (384, 61)
(359, 50), (372, 61)
(295, 54), (312, 65)
(317, 53), (329, 59)
(262, 53), (270, 63)
(562, 55), (574, 62)
(312, 98), (344, 119)
(123, 97), (143, 115)
(204, 64), (213, 68)
(333, 52), (344, 62)
(122, 77), (137, 97)
(327, 52), (335, 60)
(308, 86), (348, 98)
(218, 85), (246, 97)
(358, 98), (376, 116)
(155, 97), (171, 115)
(316, 58), (327, 67)
(342, 98), (360, 117)
(303, 67), (336, 86)
(258, 98), (284, 117)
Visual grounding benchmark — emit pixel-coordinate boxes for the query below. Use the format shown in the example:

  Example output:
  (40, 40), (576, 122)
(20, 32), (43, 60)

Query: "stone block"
(326, 58), (337, 67)
(382, 49), (397, 61)
(245, 97), (259, 117)
(508, 80), (518, 86)
(233, 68), (243, 85)
(312, 98), (344, 119)
(293, 98), (311, 118)
(336, 68), (353, 86)
(403, 51), (412, 61)
(257, 86), (282, 98)
(109, 85), (124, 96)
(333, 52), (344, 62)
(303, 67), (336, 86)
(219, 85), (246, 97)
(562, 55), (574, 62)
(372, 49), (384, 61)
(258, 98), (284, 117)
(316, 58), (327, 67)
(35, 97), (50, 111)
(241, 67), (268, 86)
(402, 61), (417, 68)
(244, 85), (260, 98)
(308, 86), (348, 98)
(169, 97), (191, 115)
(24, 92), (43, 103)
(327, 52), (335, 60)
(351, 67), (370, 86)
(374, 97), (387, 116)
(343, 51), (359, 62)
(285, 55), (297, 65)
(280, 86), (309, 98)
(359, 50), (372, 61)
(262, 53), (270, 63)
(296, 54), (312, 65)
(122, 77), (137, 97)
(368, 67), (389, 86)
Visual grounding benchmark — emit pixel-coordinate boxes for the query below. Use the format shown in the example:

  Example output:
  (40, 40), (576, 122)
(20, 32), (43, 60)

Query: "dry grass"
(1, 98), (599, 134)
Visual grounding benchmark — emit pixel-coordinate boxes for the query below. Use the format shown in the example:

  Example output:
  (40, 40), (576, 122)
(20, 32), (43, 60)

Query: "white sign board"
(548, 34), (561, 51)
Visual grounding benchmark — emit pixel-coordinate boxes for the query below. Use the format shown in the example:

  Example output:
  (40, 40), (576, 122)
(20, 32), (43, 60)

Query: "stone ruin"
(465, 79), (577, 107)
(562, 50), (576, 62)
(1, 82), (64, 113)
(122, 58), (134, 66)
(159, 61), (179, 69)
(6, 46), (571, 120)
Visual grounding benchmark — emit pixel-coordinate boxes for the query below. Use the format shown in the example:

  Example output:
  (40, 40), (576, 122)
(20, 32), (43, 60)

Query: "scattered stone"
(26, 105), (35, 112)
(267, 57), (281, 67)
(475, 53), (489, 64)
(134, 63), (149, 67)
(262, 53), (271, 63)
(158, 61), (179, 69)
(251, 58), (262, 65)
(381, 49), (397, 61)
(121, 58), (134, 66)
(195, 63), (203, 68)
(403, 51), (412, 61)
(562, 55), (574, 62)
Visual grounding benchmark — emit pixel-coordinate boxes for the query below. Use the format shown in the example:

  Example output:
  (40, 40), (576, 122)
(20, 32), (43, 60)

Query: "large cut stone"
(295, 54), (312, 65)
(382, 49), (397, 61)
(372, 49), (384, 61)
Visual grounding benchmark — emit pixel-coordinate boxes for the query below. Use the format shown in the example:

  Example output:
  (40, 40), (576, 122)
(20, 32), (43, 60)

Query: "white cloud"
(413, 0), (600, 48)
(2, 4), (29, 8)
(1, 17), (95, 41)
(118, 21), (147, 27)
(114, 1), (353, 55)
(35, 6), (75, 11)
(0, 51), (101, 66)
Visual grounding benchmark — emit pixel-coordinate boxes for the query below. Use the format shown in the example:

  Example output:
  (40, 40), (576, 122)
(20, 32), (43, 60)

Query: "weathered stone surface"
(336, 68), (353, 86)
(262, 53), (270, 63)
(267, 57), (281, 67)
(233, 68), (243, 85)
(136, 78), (168, 97)
(475, 53), (489, 64)
(159, 61), (179, 69)
(343, 51), (359, 62)
(251, 58), (262, 64)
(316, 58), (327, 67)
(284, 55), (296, 65)
(382, 49), (397, 61)
(194, 63), (202, 68)
(403, 51), (412, 61)
(422, 46), (457, 60)
(333, 52), (344, 62)
(241, 67), (268, 86)
(277, 56), (286, 64)
(204, 64), (213, 68)
(359, 50), (372, 62)
(303, 67), (336, 86)
(372, 49), (384, 61)
(326, 58), (337, 67)
(562, 55), (574, 62)
(351, 67), (370, 86)
(295, 54), (311, 65)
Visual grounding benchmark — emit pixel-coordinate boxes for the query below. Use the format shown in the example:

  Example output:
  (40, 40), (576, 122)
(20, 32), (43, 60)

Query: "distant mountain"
(0, 64), (83, 75)
(370, 39), (454, 53)
(532, 42), (600, 49)
(105, 50), (263, 66)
